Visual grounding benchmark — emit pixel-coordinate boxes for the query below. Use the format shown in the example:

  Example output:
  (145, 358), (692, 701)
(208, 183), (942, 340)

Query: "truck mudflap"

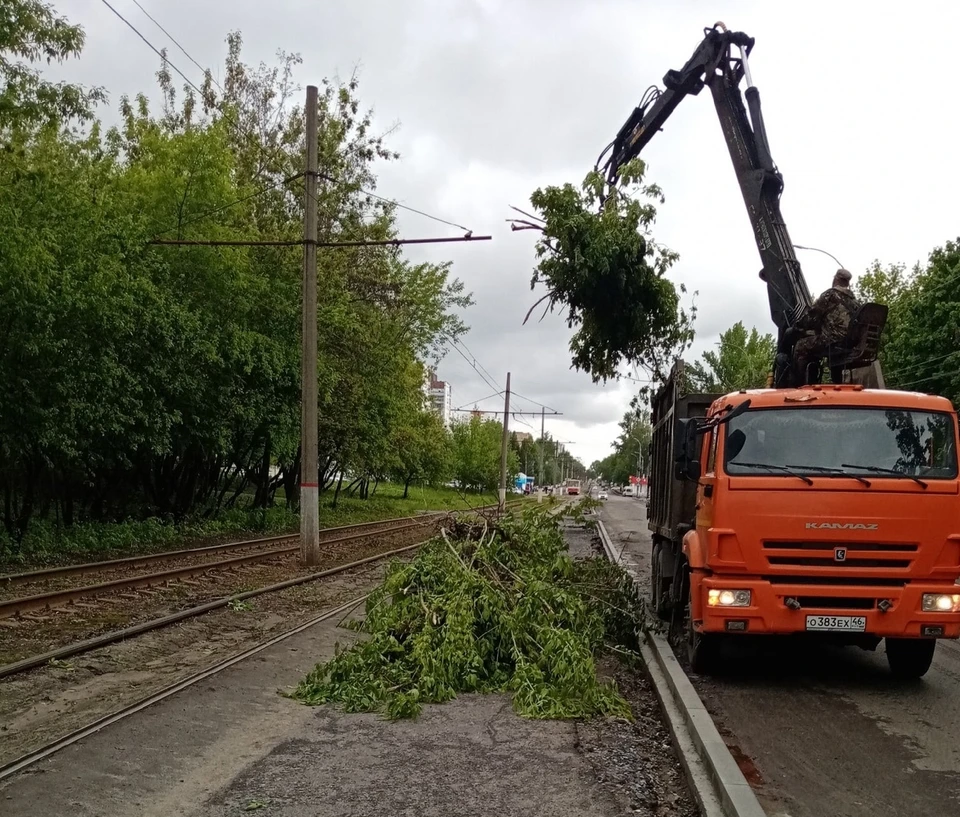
(695, 577), (960, 639)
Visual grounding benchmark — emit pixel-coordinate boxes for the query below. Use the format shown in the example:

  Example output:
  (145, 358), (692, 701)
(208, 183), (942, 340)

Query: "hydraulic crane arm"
(602, 24), (815, 387)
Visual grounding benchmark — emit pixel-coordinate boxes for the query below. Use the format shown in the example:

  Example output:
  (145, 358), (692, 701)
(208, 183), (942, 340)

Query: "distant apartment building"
(513, 432), (533, 444)
(425, 369), (452, 427)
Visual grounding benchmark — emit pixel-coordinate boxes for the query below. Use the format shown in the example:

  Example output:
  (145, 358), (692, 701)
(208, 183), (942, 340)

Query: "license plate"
(805, 615), (867, 632)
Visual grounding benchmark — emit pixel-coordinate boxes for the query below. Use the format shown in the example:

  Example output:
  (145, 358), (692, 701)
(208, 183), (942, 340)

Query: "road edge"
(596, 518), (767, 817)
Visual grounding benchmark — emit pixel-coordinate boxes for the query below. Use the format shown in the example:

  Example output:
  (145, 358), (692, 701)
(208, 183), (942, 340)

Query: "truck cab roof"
(707, 385), (956, 416)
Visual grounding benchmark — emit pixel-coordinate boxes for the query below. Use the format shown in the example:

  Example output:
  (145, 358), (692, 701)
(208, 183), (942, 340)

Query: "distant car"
(598, 491), (608, 500)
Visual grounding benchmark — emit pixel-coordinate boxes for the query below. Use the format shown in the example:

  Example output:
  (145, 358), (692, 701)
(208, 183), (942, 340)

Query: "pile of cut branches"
(293, 505), (643, 719)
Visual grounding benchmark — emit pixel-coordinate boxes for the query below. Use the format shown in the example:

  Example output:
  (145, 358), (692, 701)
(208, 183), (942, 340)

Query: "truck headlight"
(707, 589), (752, 607)
(921, 593), (960, 613)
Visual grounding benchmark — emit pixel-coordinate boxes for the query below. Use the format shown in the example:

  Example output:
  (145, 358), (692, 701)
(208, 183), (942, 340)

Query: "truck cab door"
(696, 429), (718, 529)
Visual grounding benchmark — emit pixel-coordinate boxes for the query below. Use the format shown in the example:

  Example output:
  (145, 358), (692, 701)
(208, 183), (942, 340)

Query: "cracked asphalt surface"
(599, 493), (960, 817)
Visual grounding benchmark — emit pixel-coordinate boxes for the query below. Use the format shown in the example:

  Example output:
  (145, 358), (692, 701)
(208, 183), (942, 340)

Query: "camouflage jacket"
(798, 286), (861, 343)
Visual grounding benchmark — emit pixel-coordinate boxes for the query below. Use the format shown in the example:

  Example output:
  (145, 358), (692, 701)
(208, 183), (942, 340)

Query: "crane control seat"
(814, 302), (888, 384)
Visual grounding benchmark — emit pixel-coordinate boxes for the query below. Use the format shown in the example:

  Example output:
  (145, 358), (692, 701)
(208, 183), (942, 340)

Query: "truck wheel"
(885, 638), (936, 679)
(687, 605), (718, 674)
(651, 542), (672, 621)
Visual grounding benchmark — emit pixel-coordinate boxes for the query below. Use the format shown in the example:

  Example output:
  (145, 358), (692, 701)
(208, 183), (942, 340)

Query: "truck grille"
(795, 596), (875, 610)
(762, 541), (917, 574)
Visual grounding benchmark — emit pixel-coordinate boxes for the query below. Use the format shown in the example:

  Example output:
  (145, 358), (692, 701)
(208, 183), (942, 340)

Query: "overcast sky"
(56, 0), (960, 466)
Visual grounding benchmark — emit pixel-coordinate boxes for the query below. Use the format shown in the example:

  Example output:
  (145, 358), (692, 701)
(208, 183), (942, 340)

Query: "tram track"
(0, 501), (524, 619)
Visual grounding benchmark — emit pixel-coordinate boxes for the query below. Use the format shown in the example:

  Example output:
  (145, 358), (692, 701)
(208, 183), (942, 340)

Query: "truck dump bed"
(647, 360), (720, 541)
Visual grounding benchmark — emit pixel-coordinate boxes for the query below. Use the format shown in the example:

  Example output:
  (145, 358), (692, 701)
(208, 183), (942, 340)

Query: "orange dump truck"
(648, 361), (960, 678)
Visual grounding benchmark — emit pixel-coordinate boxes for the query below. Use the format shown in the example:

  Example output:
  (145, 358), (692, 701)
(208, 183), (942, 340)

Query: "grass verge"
(0, 483), (512, 570)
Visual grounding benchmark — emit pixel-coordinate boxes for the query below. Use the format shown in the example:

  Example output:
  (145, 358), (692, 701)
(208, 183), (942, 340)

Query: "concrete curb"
(596, 520), (767, 817)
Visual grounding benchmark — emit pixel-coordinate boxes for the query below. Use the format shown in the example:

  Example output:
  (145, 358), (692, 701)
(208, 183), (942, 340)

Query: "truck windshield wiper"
(785, 464), (872, 486)
(730, 462), (814, 485)
(840, 463), (928, 489)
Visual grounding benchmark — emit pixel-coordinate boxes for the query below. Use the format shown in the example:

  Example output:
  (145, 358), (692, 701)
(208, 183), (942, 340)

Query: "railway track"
(0, 593), (370, 781)
(0, 539), (424, 680)
(0, 501), (522, 620)
(0, 495), (559, 782)
(0, 518), (433, 619)
(0, 500), (530, 671)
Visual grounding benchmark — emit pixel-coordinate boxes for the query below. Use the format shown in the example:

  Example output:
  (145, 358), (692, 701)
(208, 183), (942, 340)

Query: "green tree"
(0, 28), (474, 550)
(685, 321), (776, 393)
(0, 0), (104, 129)
(855, 260), (914, 376)
(519, 159), (695, 384)
(870, 241), (960, 404)
(391, 409), (452, 498)
(450, 417), (517, 493)
(596, 409), (652, 485)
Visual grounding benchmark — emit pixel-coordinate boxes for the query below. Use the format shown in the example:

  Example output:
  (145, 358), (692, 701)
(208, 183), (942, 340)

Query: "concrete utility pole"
(498, 372), (511, 511)
(538, 406), (545, 503)
(300, 85), (320, 566)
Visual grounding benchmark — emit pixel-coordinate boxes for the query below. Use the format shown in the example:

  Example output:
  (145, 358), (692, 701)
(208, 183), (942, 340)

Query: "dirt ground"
(563, 519), (698, 817)
(0, 558), (395, 766)
(2, 511), (697, 817)
(0, 525), (431, 666)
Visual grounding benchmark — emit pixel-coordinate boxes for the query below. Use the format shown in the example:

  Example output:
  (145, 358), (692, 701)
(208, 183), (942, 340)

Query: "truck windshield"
(724, 407), (958, 480)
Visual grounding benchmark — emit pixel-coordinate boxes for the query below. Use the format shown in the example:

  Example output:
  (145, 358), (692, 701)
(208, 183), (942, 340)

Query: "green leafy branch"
(512, 159), (696, 385)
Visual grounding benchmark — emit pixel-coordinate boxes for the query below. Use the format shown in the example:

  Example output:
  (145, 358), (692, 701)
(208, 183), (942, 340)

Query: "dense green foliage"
(0, 0), (104, 127)
(0, 8), (475, 552)
(449, 416), (517, 492)
(523, 160), (695, 383)
(293, 505), (642, 719)
(857, 244), (960, 404)
(593, 409), (652, 485)
(509, 432), (586, 485)
(685, 321), (776, 393)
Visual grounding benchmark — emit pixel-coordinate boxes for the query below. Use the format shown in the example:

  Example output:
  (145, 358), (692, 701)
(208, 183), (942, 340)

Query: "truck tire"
(687, 604), (718, 674)
(650, 542), (671, 621)
(885, 638), (936, 679)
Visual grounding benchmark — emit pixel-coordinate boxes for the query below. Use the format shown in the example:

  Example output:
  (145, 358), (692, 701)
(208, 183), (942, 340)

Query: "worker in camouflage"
(793, 268), (861, 382)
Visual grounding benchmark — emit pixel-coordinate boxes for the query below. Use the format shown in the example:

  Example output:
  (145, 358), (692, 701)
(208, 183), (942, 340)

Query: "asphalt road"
(598, 493), (960, 817)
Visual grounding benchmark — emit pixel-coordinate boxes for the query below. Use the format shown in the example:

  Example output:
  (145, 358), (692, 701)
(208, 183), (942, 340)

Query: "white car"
(598, 491), (608, 500)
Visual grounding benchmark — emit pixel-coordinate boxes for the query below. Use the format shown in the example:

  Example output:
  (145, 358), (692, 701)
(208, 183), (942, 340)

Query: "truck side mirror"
(682, 458), (701, 481)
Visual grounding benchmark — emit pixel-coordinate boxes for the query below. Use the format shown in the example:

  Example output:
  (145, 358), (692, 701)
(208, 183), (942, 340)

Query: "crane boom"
(602, 24), (882, 388)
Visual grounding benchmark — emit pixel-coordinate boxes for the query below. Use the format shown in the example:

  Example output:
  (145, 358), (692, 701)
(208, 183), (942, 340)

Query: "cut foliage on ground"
(293, 504), (644, 719)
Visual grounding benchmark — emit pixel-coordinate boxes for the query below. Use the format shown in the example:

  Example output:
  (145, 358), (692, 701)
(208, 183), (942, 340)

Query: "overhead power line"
(454, 338), (500, 387)
(128, 0), (223, 90)
(150, 235), (491, 248)
(452, 392), (503, 412)
(319, 173), (472, 233)
(100, 0), (203, 96)
(151, 172), (304, 237)
(443, 336), (502, 394)
(450, 409), (561, 416)
(510, 391), (559, 413)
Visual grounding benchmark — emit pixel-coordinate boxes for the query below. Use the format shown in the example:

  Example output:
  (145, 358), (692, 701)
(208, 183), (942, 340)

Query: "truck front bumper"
(698, 577), (960, 638)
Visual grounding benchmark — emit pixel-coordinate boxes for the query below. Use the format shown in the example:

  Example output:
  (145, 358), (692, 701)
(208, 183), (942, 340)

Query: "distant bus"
(565, 479), (581, 496)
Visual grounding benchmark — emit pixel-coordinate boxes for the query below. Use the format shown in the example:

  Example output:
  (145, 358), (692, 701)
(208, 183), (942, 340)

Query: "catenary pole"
(300, 85), (320, 566)
(498, 373), (511, 512)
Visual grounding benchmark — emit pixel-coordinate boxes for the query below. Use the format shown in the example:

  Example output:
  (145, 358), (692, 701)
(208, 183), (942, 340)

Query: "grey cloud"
(56, 0), (960, 462)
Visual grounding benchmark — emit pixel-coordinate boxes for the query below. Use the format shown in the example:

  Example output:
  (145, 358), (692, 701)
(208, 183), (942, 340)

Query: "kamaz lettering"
(805, 522), (879, 530)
